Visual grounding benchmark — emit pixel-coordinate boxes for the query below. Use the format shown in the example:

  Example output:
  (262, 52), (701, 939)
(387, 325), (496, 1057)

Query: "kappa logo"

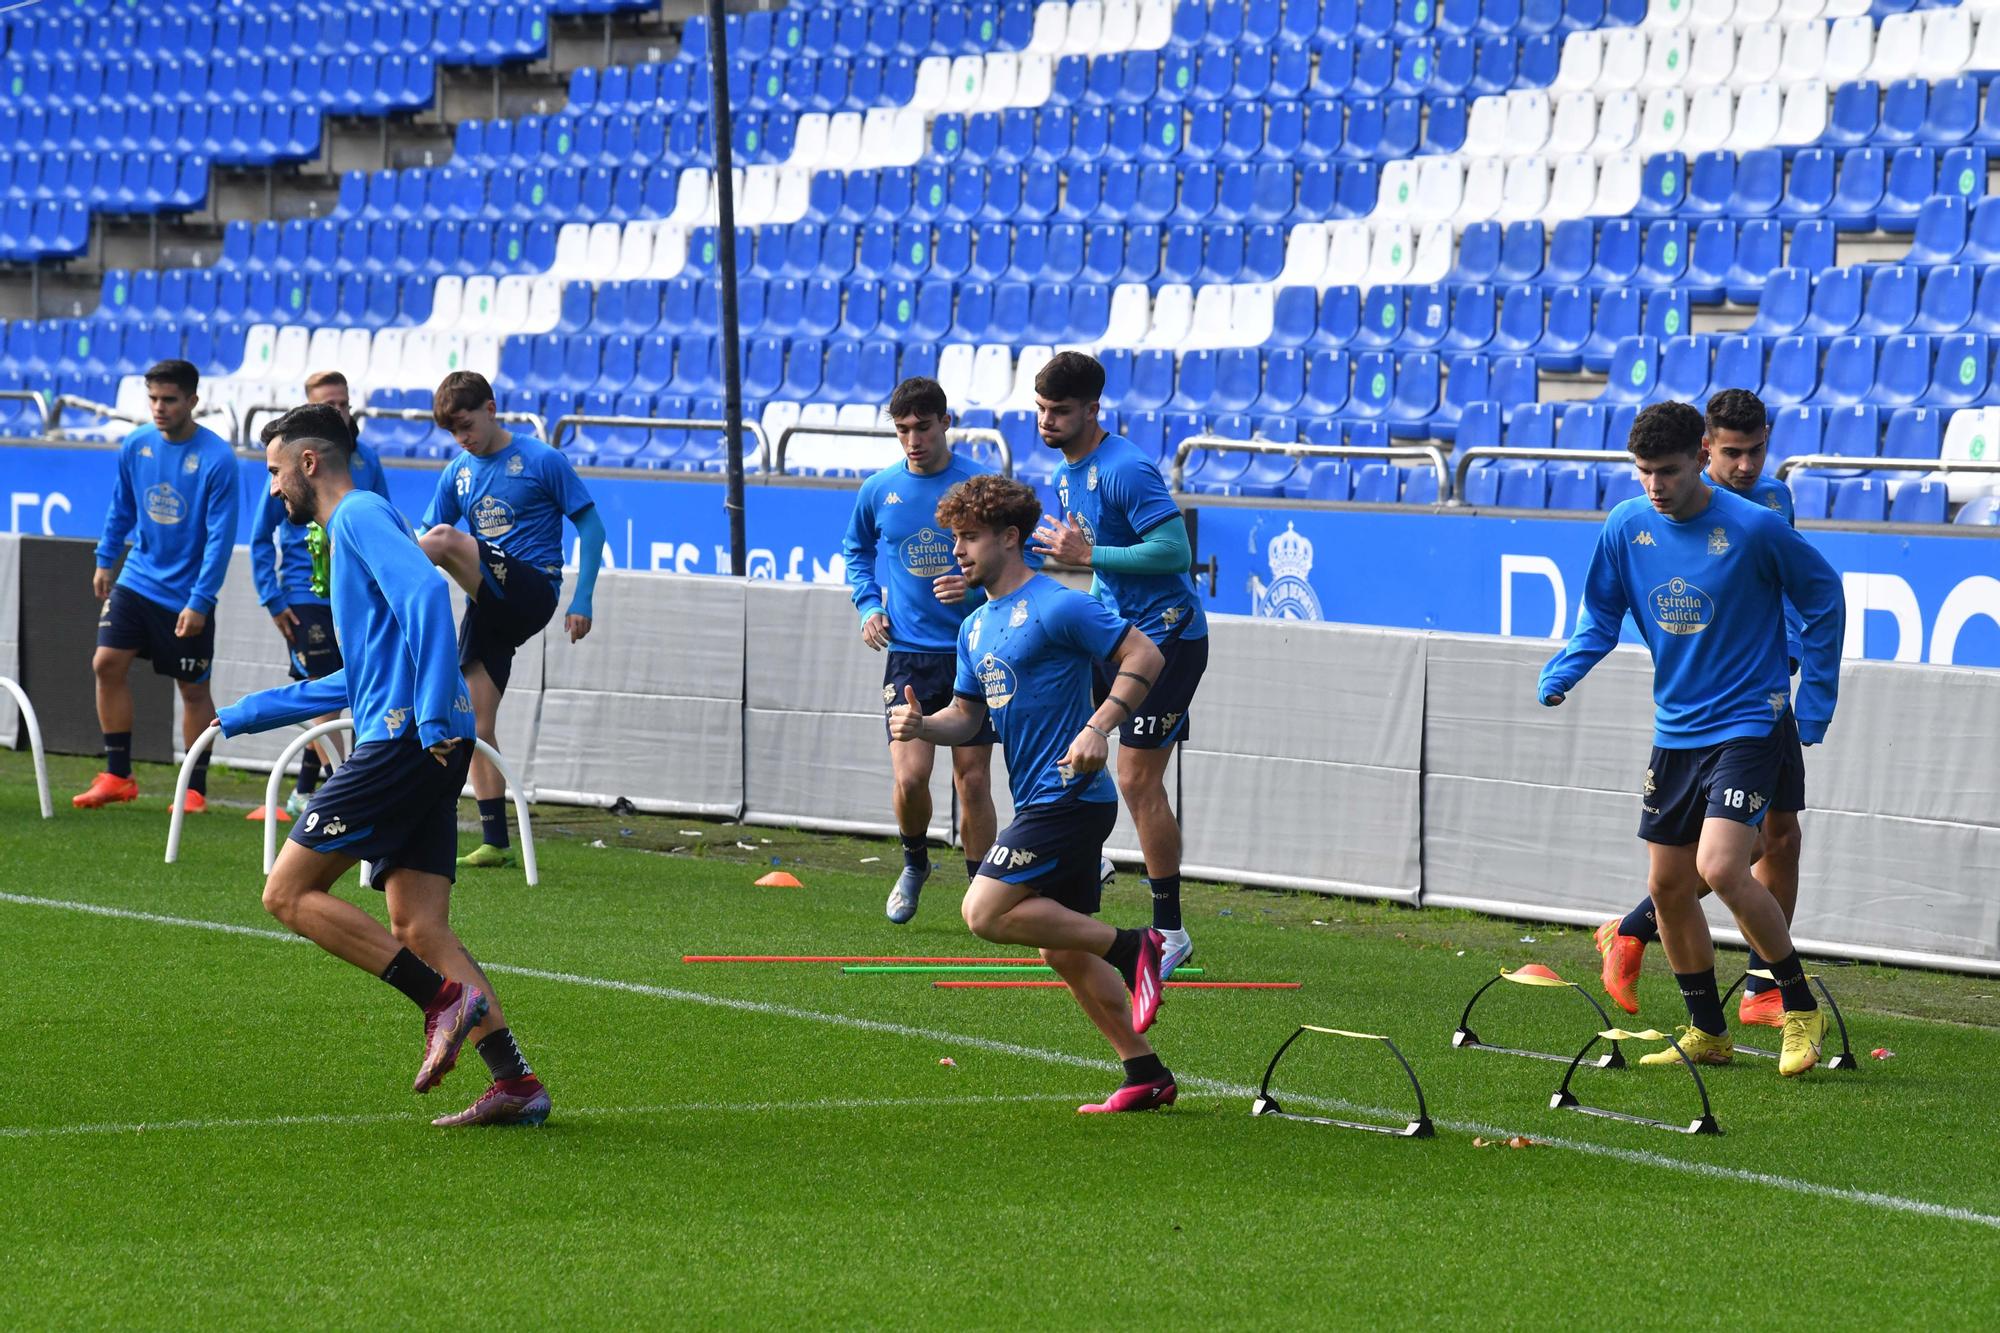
(884, 491), (903, 505)
(1058, 481), (1070, 512)
(1768, 691), (1789, 718)
(967, 609), (984, 650)
(321, 817), (348, 838)
(1160, 711), (1184, 734)
(1747, 791), (1767, 815)
(1163, 606), (1186, 628)
(989, 844), (1038, 870)
(454, 466), (472, 497)
(1632, 531), (1657, 546)
(1009, 599), (1029, 628)
(1708, 526), (1731, 555)
(383, 707), (409, 737)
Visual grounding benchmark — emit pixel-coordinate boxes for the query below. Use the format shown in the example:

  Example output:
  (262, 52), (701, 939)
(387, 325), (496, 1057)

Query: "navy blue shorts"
(290, 737), (474, 890)
(884, 649), (997, 745)
(1095, 630), (1207, 750)
(97, 584), (214, 683)
(977, 798), (1118, 914)
(1773, 722), (1806, 815)
(285, 603), (343, 681)
(459, 539), (558, 693)
(1639, 716), (1797, 847)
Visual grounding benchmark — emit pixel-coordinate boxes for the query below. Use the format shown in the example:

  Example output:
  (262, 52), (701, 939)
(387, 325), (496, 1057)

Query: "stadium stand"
(4, 0), (2000, 513)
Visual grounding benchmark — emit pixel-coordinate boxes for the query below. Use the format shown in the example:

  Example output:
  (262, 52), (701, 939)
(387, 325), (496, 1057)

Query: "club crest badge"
(1086, 463), (1099, 491)
(1248, 522), (1322, 622)
(1708, 526), (1730, 555)
(1009, 599), (1029, 628)
(506, 454), (526, 476)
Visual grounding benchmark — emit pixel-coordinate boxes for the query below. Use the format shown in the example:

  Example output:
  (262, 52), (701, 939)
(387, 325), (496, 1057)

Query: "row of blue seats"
(0, 199), (87, 263)
(0, 105), (320, 165)
(95, 261), (436, 329)
(2, 5), (548, 65)
(0, 53), (435, 115)
(681, 0), (1635, 66)
(680, 218), (1291, 288)
(1604, 331), (2000, 414)
(0, 319), (249, 381)
(0, 0), (626, 19)
(1447, 215), (1838, 302)
(1459, 399), (1953, 462)
(1621, 144), (1984, 233)
(212, 215), (563, 279)
(1455, 461), (1959, 523)
(1751, 263), (2000, 342)
(1823, 76), (2000, 153)
(1279, 282), (1692, 371)
(340, 161), (682, 226)
(0, 153), (211, 214)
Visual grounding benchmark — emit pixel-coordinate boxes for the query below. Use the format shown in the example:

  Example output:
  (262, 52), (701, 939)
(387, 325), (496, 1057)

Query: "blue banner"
(9, 442), (2000, 666)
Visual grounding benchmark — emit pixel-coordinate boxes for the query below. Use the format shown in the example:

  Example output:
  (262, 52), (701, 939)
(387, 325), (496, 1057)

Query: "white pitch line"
(0, 1093), (1089, 1142)
(7, 890), (1999, 1232)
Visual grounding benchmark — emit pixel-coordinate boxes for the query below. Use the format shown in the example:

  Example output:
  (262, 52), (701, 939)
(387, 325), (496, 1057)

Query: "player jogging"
(844, 377), (1000, 923)
(1539, 401), (1844, 1077)
(891, 474), (1174, 1113)
(1595, 389), (1808, 1027)
(1029, 351), (1204, 979)
(216, 403), (549, 1127)
(247, 372), (394, 823)
(418, 371), (606, 869)
(77, 359), (239, 812)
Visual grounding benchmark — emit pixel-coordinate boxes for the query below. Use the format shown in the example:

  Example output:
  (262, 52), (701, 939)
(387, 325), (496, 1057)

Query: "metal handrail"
(1449, 446), (1636, 503)
(0, 389), (50, 437)
(1171, 435), (1455, 500)
(1776, 454), (2000, 480)
(45, 395), (239, 447)
(355, 405), (550, 443)
(548, 413), (773, 470)
(772, 425), (1013, 477)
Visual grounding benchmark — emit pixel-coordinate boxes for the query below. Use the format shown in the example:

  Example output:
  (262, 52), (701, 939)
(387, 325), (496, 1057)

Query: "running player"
(1594, 389), (1807, 1027)
(843, 377), (998, 923)
(890, 473), (1174, 1112)
(1029, 351), (1204, 978)
(247, 372), (393, 823)
(1539, 401), (1844, 1077)
(217, 403), (549, 1126)
(77, 360), (239, 812)
(418, 372), (606, 869)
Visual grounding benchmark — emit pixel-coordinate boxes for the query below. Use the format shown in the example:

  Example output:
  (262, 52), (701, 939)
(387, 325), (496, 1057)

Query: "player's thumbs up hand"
(887, 685), (925, 743)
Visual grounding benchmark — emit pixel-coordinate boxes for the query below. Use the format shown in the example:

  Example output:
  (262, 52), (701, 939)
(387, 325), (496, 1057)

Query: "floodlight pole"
(704, 0), (748, 578)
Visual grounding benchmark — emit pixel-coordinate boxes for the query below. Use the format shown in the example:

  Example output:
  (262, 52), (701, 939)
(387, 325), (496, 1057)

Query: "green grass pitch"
(3, 750), (1999, 1326)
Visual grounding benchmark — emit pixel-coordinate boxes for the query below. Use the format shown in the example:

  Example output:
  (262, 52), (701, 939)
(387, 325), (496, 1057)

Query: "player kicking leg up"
(1029, 352), (1207, 977)
(1540, 403), (1842, 1077)
(219, 403), (549, 1125)
(842, 377), (1002, 921)
(890, 473), (1173, 1111)
(417, 372), (605, 870)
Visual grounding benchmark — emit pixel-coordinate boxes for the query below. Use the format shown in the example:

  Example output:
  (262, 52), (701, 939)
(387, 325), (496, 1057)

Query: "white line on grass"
(0, 1093), (1091, 1141)
(7, 890), (1999, 1232)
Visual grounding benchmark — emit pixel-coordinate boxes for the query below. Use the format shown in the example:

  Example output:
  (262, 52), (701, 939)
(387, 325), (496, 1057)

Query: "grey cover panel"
(743, 582), (884, 714)
(1421, 773), (1642, 918)
(545, 571), (743, 701)
(1183, 751), (1421, 901)
(1205, 615), (1426, 768)
(535, 689), (742, 815)
(1424, 633), (1655, 794)
(743, 707), (953, 839)
(0, 533), (18, 742)
(1811, 660), (2000, 826)
(1792, 807), (2000, 964)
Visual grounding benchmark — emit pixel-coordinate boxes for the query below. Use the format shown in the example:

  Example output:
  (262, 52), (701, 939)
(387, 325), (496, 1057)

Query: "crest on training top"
(1009, 599), (1029, 628)
(183, 454), (200, 474)
(507, 454), (525, 476)
(1087, 463), (1099, 491)
(1708, 526), (1731, 555)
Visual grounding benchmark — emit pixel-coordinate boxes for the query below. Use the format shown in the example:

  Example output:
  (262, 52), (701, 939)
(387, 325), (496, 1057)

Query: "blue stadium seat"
(1891, 480), (1949, 524)
(1829, 477), (1888, 522)
(1882, 405), (1943, 460)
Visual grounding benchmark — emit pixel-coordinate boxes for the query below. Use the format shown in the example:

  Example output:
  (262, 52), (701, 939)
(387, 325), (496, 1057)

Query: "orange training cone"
(754, 871), (803, 887)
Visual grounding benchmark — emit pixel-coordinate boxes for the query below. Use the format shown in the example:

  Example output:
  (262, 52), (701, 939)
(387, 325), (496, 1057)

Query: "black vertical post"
(703, 0), (748, 578)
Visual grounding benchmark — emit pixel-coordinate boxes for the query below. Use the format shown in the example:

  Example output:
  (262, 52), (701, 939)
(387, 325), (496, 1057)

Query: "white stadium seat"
(1683, 86), (1736, 155)
(1183, 283), (1235, 350)
(1323, 220), (1372, 286)
(1550, 91), (1599, 154)
(1408, 220), (1454, 285)
(1641, 30), (1692, 91)
(426, 275), (463, 331)
(1592, 151), (1643, 216)
(1594, 89), (1642, 154)
(1463, 96), (1508, 157)
(1277, 223), (1330, 287)
(1637, 87), (1688, 155)
(1102, 283), (1152, 345)
(1416, 155), (1465, 220)
(1600, 28), (1648, 91)
(1098, 0), (1139, 51)
(1778, 19), (1828, 83)
(1917, 8), (1971, 81)
(1144, 284), (1194, 346)
(1553, 31), (1604, 93)
(1028, 1), (1067, 54)
(1132, 0), (1173, 49)
(968, 345), (1015, 408)
(1686, 25), (1737, 90)
(1374, 159), (1419, 220)
(1726, 82), (1783, 152)
(1548, 153), (1599, 220)
(1643, 0), (1692, 29)
(1731, 21), (1783, 89)
(1867, 12), (1922, 83)
(1822, 16), (1873, 85)
(1775, 78), (1829, 146)
(1060, 0), (1103, 54)
(1505, 90), (1553, 155)
(1364, 221), (1416, 286)
(1499, 156), (1551, 222)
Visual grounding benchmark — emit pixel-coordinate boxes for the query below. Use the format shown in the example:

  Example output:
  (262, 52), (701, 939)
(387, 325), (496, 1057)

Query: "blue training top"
(1539, 485), (1844, 749)
(953, 573), (1130, 810)
(843, 452), (1000, 655)
(1052, 433), (1207, 644)
(1713, 471), (1804, 667)
(249, 440), (394, 614)
(95, 423), (240, 615)
(420, 433), (595, 579)
(218, 490), (475, 750)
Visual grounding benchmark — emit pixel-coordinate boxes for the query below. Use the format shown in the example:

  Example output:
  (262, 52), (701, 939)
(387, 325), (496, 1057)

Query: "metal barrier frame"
(0, 389), (51, 437)
(772, 425), (1013, 478)
(1776, 454), (2000, 481)
(549, 413), (773, 471)
(46, 394), (239, 448)
(1171, 435), (1454, 500)
(354, 405), (550, 445)
(1449, 446), (1637, 505)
